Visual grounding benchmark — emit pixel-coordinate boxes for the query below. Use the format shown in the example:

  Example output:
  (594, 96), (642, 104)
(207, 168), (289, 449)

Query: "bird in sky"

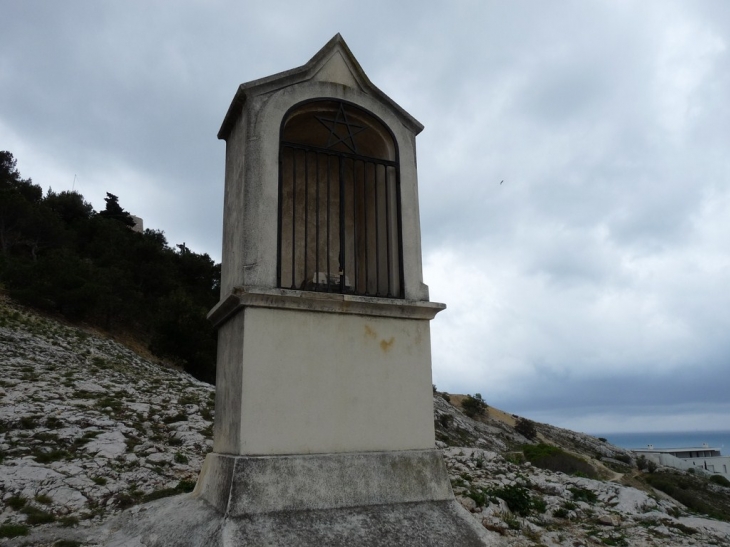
(500, 180), (504, 185)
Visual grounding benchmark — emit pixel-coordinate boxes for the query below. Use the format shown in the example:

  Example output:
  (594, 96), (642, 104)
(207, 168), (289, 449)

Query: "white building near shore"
(632, 443), (730, 479)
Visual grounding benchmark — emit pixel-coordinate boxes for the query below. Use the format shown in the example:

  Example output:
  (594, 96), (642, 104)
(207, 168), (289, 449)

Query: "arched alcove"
(278, 99), (404, 298)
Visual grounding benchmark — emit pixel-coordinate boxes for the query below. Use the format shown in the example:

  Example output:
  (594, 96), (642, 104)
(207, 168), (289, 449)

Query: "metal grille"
(278, 141), (403, 298)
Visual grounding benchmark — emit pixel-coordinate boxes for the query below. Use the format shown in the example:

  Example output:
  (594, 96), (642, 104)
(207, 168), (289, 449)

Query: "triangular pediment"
(311, 49), (361, 89)
(218, 34), (423, 140)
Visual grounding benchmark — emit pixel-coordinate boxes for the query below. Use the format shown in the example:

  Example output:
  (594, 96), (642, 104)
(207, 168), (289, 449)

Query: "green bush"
(514, 417), (537, 440)
(490, 484), (532, 516)
(461, 393), (487, 418)
(569, 486), (598, 504)
(644, 472), (730, 521)
(710, 474), (730, 487)
(466, 488), (488, 507)
(504, 452), (526, 465)
(523, 443), (561, 460)
(532, 496), (547, 513)
(522, 443), (597, 478)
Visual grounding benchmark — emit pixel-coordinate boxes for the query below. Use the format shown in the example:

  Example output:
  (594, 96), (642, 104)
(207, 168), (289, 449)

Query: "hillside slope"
(0, 297), (214, 544)
(1, 298), (730, 546)
(432, 393), (730, 545)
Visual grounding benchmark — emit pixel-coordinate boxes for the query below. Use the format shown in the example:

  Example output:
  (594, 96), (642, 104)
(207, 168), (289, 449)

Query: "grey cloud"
(2, 0), (729, 433)
(506, 364), (730, 416)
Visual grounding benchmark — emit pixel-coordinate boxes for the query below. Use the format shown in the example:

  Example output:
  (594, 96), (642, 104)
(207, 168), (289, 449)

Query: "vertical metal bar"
(326, 154), (331, 292)
(339, 156), (346, 294)
(315, 152), (320, 291)
(374, 164), (380, 296)
(304, 151), (309, 289)
(363, 162), (369, 295)
(385, 162), (392, 298)
(394, 166), (405, 298)
(291, 150), (297, 289)
(393, 167), (405, 298)
(352, 160), (358, 294)
(277, 147), (284, 289)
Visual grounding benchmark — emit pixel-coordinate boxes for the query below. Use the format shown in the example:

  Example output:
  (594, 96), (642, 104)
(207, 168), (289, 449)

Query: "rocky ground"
(446, 447), (730, 546)
(0, 298), (214, 544)
(1, 297), (730, 546)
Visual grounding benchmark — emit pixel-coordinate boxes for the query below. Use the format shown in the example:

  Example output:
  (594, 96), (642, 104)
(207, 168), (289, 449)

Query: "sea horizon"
(592, 430), (730, 455)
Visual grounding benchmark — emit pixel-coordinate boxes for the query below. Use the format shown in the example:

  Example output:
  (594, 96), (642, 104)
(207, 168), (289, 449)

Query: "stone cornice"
(207, 286), (446, 328)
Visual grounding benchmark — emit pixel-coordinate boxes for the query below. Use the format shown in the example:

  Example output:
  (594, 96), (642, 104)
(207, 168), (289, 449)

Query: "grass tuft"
(0, 523), (29, 538)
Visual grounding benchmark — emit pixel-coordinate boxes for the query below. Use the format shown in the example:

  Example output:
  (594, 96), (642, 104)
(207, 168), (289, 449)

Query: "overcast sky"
(2, 1), (729, 435)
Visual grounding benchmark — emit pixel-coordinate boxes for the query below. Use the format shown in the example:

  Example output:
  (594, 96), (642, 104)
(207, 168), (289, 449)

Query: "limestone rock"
(458, 495), (478, 512)
(597, 514), (621, 526)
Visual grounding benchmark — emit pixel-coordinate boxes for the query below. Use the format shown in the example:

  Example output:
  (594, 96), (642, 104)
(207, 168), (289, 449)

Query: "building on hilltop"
(130, 215), (144, 233)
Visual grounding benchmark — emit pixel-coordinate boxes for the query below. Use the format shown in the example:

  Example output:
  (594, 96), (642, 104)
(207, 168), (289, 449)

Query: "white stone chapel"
(104, 34), (493, 546)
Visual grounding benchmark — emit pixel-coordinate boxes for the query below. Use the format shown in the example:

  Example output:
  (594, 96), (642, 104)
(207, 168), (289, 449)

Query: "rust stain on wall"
(380, 337), (395, 352)
(364, 325), (377, 339)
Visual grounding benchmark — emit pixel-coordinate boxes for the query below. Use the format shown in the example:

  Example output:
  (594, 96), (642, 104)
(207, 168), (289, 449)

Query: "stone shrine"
(104, 34), (492, 546)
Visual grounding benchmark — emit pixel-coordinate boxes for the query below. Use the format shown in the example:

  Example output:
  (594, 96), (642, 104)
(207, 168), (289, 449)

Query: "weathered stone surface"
(597, 514), (620, 526)
(100, 495), (499, 547)
(85, 430), (127, 459)
(458, 495), (478, 512)
(196, 450), (452, 516)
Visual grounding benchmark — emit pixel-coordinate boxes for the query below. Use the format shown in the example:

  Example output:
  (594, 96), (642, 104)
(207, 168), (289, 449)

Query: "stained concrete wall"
(213, 305), (435, 456)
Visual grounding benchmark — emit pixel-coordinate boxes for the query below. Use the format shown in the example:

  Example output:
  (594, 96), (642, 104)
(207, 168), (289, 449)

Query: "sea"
(593, 431), (730, 455)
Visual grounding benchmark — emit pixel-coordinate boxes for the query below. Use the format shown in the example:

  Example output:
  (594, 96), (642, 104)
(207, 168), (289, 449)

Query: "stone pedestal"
(209, 287), (445, 456)
(103, 450), (495, 546)
(194, 450), (453, 514)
